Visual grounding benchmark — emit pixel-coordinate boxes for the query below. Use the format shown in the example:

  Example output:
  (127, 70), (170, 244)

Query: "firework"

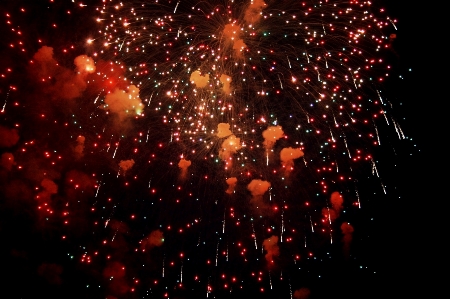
(0, 0), (411, 298)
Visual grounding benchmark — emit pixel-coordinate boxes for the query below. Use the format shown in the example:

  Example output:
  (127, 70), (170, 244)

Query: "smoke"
(244, 0), (267, 24)
(36, 178), (58, 202)
(218, 135), (242, 162)
(220, 74), (232, 94)
(178, 158), (191, 180)
(119, 159), (135, 175)
(322, 192), (344, 223)
(74, 135), (85, 158)
(103, 85), (143, 119)
(321, 207), (338, 223)
(31, 46), (95, 100)
(0, 125), (19, 148)
(102, 261), (129, 296)
(190, 70), (209, 88)
(293, 287), (311, 299)
(262, 235), (279, 263)
(341, 222), (354, 257)
(140, 229), (164, 251)
(330, 191), (344, 216)
(225, 177), (237, 194)
(222, 23), (246, 57)
(1, 153), (15, 171)
(65, 170), (97, 192)
(262, 125), (284, 150)
(280, 147), (304, 169)
(216, 123), (233, 138)
(247, 179), (271, 213)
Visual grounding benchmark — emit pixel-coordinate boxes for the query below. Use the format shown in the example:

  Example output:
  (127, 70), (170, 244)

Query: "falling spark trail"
(287, 56), (292, 68)
(174, 1), (180, 13)
(269, 271), (273, 289)
(310, 216), (314, 233)
(388, 17), (397, 30)
(1, 99), (6, 112)
(329, 128), (335, 143)
(146, 129), (150, 143)
(382, 110), (390, 125)
(374, 121), (381, 145)
(93, 92), (101, 104)
(269, 187), (272, 201)
(289, 281), (293, 299)
(180, 263), (183, 283)
(215, 241), (219, 266)
(162, 257), (165, 278)
(377, 90), (385, 105)
(392, 118), (405, 139)
(355, 184), (361, 209)
(222, 212), (226, 233)
(251, 221), (257, 250)
(147, 92), (154, 107)
(95, 182), (101, 197)
(266, 151), (269, 166)
(278, 74), (283, 89)
(113, 142), (119, 158)
(148, 178), (151, 188)
(344, 136), (352, 158)
(281, 210), (285, 242)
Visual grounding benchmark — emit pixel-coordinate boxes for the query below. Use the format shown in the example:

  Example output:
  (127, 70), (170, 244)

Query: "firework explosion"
(0, 0), (420, 298)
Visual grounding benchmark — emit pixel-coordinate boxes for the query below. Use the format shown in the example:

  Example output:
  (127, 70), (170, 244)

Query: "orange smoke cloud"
(225, 177), (237, 194)
(219, 74), (232, 94)
(103, 85), (143, 119)
(0, 125), (19, 148)
(222, 23), (246, 56)
(244, 0), (266, 24)
(262, 125), (284, 149)
(330, 191), (344, 215)
(119, 159), (135, 175)
(31, 46), (95, 100)
(190, 70), (209, 88)
(178, 158), (191, 180)
(262, 235), (279, 263)
(141, 229), (164, 250)
(216, 123), (233, 138)
(280, 147), (304, 169)
(218, 135), (242, 161)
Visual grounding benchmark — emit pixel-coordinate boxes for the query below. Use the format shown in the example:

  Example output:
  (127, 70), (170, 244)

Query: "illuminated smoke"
(341, 222), (354, 257)
(178, 158), (191, 180)
(37, 178), (58, 202)
(225, 177), (237, 194)
(74, 135), (85, 158)
(31, 46), (95, 100)
(222, 23), (246, 56)
(293, 287), (311, 299)
(0, 125), (19, 148)
(190, 70), (209, 88)
(280, 147), (304, 169)
(218, 135), (242, 162)
(216, 123), (233, 138)
(103, 85), (144, 119)
(118, 159), (135, 175)
(219, 74), (232, 94)
(141, 229), (164, 250)
(262, 125), (284, 150)
(244, 0), (267, 24)
(0, 153), (15, 171)
(262, 235), (279, 263)
(330, 191), (344, 216)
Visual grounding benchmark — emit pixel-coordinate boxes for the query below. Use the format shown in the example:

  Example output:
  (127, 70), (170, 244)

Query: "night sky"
(0, 1), (433, 298)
